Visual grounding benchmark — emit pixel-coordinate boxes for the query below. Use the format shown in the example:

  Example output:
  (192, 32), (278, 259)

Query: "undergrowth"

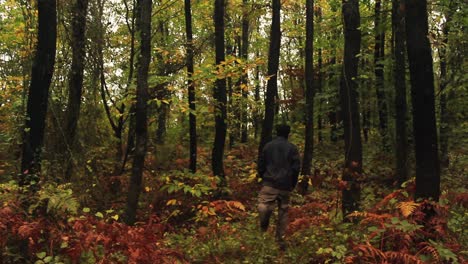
(0, 143), (466, 263)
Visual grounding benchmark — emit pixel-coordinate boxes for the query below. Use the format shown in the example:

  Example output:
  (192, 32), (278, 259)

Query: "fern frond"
(417, 242), (440, 264)
(385, 251), (424, 264)
(344, 256), (358, 264)
(397, 201), (419, 217)
(353, 242), (386, 262)
(349, 212), (392, 225)
(373, 190), (404, 211)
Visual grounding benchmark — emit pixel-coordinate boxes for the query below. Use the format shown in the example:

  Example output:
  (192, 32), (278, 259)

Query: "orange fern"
(417, 242), (440, 264)
(397, 201), (419, 217)
(372, 190), (405, 212)
(385, 251), (424, 264)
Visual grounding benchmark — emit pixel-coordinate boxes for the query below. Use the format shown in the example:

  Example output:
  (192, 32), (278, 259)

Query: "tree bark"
(340, 0), (362, 218)
(63, 0), (89, 180)
(254, 49), (261, 139)
(439, 1), (454, 168)
(374, 0), (389, 149)
(120, 0), (137, 174)
(125, 0), (151, 225)
(258, 0), (281, 158)
(212, 0), (227, 178)
(240, 0), (250, 143)
(405, 0), (440, 201)
(328, 56), (339, 143)
(185, 0), (197, 173)
(20, 0), (57, 185)
(300, 0), (315, 193)
(155, 20), (169, 145)
(392, 0), (408, 185)
(316, 6), (323, 143)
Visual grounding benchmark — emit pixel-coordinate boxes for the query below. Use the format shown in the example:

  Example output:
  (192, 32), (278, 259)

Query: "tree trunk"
(212, 0), (227, 178)
(227, 43), (235, 149)
(316, 7), (323, 143)
(254, 50), (261, 139)
(328, 56), (339, 143)
(392, 0), (408, 185)
(155, 21), (169, 145)
(125, 0), (151, 225)
(439, 2), (454, 168)
(361, 62), (371, 143)
(374, 0), (389, 149)
(258, 0), (281, 158)
(120, 0), (136, 174)
(20, 0), (57, 185)
(299, 0), (315, 194)
(63, 0), (89, 180)
(121, 104), (136, 173)
(240, 0), (250, 143)
(185, 0), (197, 173)
(340, 0), (362, 218)
(405, 0), (440, 201)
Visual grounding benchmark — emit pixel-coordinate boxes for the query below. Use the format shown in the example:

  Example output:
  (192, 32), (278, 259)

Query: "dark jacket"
(258, 136), (301, 191)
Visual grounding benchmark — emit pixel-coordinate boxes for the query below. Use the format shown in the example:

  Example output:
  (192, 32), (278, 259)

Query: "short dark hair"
(276, 124), (291, 138)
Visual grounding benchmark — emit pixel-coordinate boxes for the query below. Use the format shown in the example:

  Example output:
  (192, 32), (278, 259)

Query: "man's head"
(276, 124), (291, 138)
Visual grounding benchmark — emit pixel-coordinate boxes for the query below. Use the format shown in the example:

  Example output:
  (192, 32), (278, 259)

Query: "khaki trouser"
(257, 186), (290, 241)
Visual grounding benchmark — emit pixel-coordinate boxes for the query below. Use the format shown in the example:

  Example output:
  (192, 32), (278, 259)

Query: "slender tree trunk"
(227, 43), (235, 149)
(120, 0), (136, 173)
(185, 0), (197, 173)
(212, 0), (227, 178)
(439, 2), (454, 168)
(254, 52), (261, 139)
(240, 0), (250, 143)
(125, 0), (151, 225)
(392, 0), (408, 185)
(121, 104), (136, 173)
(155, 89), (168, 144)
(374, 0), (389, 149)
(405, 0), (440, 201)
(300, 0), (314, 193)
(258, 0), (281, 158)
(340, 0), (362, 218)
(316, 7), (323, 143)
(361, 60), (371, 143)
(155, 21), (169, 145)
(20, 0), (57, 184)
(63, 0), (89, 180)
(317, 53), (323, 142)
(328, 56), (339, 143)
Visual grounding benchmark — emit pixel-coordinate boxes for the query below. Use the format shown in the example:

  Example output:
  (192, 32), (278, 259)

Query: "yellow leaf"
(228, 201), (245, 211)
(145, 186), (151, 192)
(111, 214), (119, 221)
(167, 199), (178, 206)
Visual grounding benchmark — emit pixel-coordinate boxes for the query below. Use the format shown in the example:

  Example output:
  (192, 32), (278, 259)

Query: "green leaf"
(82, 207), (90, 213)
(43, 256), (53, 263)
(95, 212), (104, 218)
(36, 252), (46, 259)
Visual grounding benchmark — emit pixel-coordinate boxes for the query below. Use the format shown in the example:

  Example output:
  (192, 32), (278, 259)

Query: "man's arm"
(257, 148), (266, 179)
(290, 146), (301, 188)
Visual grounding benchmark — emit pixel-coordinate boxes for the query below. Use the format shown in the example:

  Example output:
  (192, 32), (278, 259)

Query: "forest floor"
(0, 139), (467, 263)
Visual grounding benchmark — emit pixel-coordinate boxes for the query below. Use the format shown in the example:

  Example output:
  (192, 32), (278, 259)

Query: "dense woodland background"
(0, 0), (467, 263)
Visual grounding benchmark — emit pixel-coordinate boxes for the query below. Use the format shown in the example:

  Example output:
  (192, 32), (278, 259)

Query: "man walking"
(257, 124), (301, 250)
